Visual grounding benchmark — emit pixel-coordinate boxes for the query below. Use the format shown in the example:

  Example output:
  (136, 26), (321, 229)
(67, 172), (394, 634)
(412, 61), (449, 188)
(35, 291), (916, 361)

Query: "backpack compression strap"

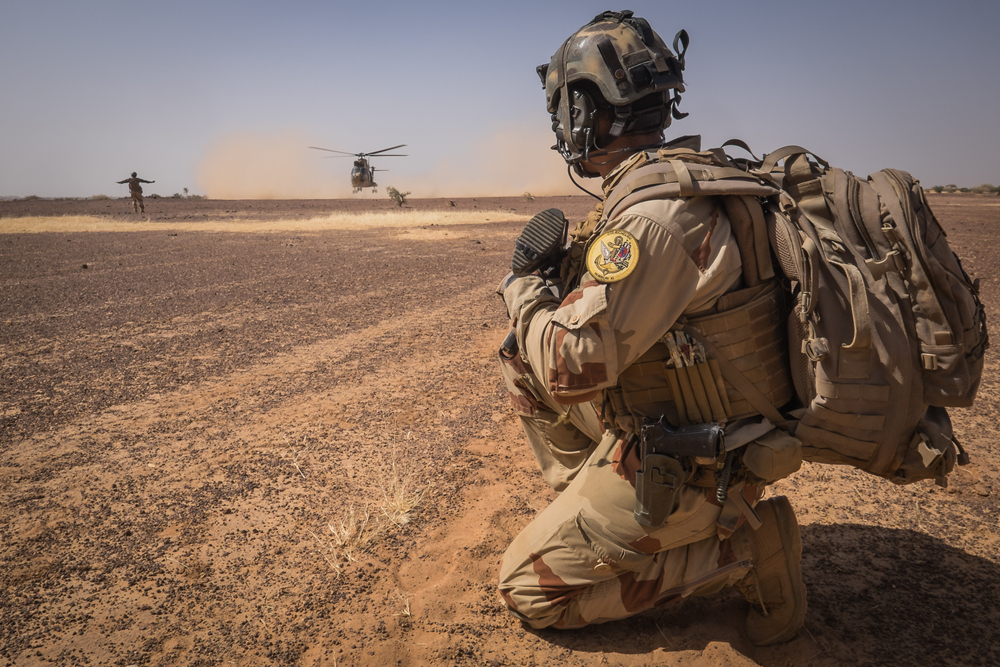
(757, 147), (875, 364)
(680, 324), (793, 432)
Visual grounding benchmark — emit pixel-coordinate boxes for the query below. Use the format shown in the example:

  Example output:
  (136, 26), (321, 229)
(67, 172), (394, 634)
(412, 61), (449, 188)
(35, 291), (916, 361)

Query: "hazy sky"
(2, 0), (998, 199)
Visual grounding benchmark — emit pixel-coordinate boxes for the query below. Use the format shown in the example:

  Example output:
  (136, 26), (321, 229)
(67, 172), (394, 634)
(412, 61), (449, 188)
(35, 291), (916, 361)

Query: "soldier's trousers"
(130, 192), (144, 212)
(498, 428), (753, 629)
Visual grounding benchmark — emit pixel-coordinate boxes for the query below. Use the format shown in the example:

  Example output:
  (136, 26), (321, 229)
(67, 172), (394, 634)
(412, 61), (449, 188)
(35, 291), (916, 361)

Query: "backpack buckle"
(803, 337), (830, 361)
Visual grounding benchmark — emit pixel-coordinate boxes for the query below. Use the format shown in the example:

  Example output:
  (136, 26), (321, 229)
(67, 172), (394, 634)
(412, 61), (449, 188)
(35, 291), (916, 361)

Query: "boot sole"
(511, 208), (566, 277)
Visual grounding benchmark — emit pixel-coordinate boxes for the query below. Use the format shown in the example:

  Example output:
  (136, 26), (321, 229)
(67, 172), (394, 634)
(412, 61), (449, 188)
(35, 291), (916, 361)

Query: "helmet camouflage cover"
(538, 10), (689, 170)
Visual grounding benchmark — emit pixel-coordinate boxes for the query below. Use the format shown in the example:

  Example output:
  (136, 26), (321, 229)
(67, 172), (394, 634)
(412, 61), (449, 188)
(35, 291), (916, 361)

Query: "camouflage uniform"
(496, 156), (794, 629)
(117, 175), (154, 212)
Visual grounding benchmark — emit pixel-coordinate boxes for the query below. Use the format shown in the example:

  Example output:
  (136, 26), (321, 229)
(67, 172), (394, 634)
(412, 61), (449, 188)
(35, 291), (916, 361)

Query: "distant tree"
(386, 186), (411, 208)
(944, 184), (959, 193)
(959, 187), (971, 193)
(183, 188), (189, 197)
(931, 185), (945, 193)
(90, 194), (110, 200)
(172, 192), (183, 199)
(22, 195), (42, 201)
(971, 183), (998, 194)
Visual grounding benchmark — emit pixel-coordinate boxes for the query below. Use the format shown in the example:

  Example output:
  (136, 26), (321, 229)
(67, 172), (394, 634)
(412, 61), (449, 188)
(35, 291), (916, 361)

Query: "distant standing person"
(117, 172), (154, 213)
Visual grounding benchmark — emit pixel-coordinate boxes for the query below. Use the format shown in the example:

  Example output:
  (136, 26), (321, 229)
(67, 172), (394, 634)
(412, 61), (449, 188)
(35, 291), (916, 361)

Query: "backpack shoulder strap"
(603, 159), (779, 222)
(603, 158), (779, 286)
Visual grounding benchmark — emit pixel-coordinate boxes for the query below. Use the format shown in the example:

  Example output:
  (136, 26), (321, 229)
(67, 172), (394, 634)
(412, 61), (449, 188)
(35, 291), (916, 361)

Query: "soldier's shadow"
(527, 524), (1000, 666)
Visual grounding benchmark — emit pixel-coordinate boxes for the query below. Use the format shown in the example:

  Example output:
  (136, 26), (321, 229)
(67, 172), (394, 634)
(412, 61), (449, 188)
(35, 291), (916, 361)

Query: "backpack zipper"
(884, 169), (957, 351)
(885, 169), (931, 275)
(846, 174), (882, 261)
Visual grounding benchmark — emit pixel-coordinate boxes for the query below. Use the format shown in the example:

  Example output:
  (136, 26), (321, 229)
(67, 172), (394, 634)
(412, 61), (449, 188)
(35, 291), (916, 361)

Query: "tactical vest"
(580, 143), (794, 434)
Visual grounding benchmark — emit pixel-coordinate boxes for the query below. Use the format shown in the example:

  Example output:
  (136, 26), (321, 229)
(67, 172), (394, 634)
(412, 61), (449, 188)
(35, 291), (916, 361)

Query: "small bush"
(931, 185), (944, 193)
(148, 193), (162, 199)
(21, 195), (42, 201)
(386, 186), (411, 208)
(90, 194), (110, 200)
(523, 192), (535, 202)
(172, 193), (183, 199)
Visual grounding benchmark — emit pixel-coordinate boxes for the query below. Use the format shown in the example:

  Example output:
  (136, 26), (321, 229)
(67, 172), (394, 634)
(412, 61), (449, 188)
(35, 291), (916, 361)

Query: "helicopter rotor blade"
(365, 153), (407, 157)
(366, 144), (407, 156)
(308, 146), (361, 156)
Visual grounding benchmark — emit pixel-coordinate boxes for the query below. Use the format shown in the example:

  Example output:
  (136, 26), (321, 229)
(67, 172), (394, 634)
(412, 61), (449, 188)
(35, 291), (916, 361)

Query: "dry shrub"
(386, 186), (411, 207)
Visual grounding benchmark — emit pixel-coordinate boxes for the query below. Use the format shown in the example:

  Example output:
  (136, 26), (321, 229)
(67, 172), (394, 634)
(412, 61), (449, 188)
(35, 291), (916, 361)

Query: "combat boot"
(732, 495), (806, 646)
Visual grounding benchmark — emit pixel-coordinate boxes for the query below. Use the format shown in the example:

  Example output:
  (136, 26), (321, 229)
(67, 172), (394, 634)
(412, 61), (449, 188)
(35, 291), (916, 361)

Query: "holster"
(634, 416), (724, 528)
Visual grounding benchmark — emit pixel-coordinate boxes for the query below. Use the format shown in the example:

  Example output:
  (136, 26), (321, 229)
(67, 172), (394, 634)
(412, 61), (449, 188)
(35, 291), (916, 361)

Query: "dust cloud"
(406, 126), (580, 198)
(196, 127), (583, 200)
(196, 131), (348, 199)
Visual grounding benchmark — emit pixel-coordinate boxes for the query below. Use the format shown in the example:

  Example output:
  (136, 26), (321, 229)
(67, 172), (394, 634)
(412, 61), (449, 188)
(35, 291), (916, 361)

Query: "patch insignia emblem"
(586, 230), (639, 283)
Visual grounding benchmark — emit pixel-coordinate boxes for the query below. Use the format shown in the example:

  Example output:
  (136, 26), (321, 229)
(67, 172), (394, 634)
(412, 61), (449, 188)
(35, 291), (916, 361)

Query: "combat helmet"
(538, 10), (688, 176)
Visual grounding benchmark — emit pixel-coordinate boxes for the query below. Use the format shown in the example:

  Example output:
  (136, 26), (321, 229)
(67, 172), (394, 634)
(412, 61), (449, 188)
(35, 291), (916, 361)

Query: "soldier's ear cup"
(512, 209), (569, 277)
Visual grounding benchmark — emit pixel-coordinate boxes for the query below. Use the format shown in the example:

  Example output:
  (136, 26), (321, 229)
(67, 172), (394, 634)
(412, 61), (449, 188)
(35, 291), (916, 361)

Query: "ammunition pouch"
(633, 416), (724, 527)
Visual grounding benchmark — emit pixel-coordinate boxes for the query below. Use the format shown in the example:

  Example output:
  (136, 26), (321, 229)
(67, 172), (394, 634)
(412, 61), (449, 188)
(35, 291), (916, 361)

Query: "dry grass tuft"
(378, 453), (424, 526)
(308, 505), (383, 578)
(328, 505), (383, 558)
(306, 437), (425, 577)
(392, 588), (412, 617)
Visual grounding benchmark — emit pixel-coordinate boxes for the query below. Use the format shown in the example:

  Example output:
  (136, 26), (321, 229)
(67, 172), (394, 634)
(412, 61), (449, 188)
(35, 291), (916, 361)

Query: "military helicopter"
(308, 144), (407, 193)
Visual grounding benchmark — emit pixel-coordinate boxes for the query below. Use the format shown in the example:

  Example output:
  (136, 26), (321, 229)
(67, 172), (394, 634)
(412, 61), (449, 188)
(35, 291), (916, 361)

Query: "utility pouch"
(634, 417), (725, 528)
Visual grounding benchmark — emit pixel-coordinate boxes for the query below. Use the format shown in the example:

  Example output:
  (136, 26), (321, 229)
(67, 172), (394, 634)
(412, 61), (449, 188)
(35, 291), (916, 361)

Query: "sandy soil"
(1, 193), (998, 667)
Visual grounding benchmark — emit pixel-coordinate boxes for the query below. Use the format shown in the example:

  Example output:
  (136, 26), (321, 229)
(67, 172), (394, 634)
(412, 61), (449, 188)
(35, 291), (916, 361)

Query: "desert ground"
(1, 193), (999, 667)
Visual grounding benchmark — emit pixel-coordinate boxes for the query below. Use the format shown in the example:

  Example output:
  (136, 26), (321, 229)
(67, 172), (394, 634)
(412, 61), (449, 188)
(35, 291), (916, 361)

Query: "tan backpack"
(601, 143), (989, 486)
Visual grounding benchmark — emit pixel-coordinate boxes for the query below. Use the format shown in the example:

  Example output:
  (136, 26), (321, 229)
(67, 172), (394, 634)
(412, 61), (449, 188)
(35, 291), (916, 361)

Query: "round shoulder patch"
(586, 230), (640, 283)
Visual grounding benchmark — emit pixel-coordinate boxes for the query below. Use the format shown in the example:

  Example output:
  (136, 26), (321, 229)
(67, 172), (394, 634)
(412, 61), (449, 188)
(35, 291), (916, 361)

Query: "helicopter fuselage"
(350, 160), (377, 192)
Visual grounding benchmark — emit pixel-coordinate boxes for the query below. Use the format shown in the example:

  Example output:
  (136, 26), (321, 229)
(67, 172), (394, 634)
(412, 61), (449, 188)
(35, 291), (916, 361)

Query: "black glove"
(511, 208), (568, 278)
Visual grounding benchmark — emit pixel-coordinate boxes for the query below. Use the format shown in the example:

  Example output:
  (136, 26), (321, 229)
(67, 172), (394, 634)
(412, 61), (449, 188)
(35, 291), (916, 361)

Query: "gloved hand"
(511, 208), (568, 278)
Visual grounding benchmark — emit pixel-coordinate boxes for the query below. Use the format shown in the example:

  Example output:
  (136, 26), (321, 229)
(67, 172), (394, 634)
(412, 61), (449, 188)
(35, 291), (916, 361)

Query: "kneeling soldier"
(496, 10), (806, 646)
